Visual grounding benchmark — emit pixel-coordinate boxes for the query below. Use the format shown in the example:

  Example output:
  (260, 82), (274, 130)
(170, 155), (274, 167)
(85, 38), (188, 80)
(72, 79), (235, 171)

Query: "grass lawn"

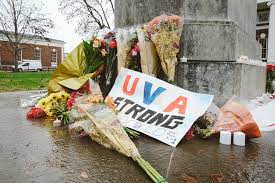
(0, 71), (53, 92)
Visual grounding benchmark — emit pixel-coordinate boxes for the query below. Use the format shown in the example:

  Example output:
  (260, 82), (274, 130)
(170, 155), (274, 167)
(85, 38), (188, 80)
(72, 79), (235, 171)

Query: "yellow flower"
(48, 93), (58, 102)
(56, 91), (70, 102)
(61, 91), (70, 100)
(93, 39), (101, 48)
(101, 49), (107, 56)
(37, 98), (47, 109)
(47, 111), (54, 117)
(55, 92), (62, 101)
(45, 102), (54, 111)
(44, 102), (54, 116)
(44, 97), (52, 105)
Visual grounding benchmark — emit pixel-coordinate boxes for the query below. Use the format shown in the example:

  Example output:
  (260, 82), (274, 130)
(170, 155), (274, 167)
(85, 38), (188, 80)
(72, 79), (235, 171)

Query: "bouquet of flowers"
(147, 15), (183, 81)
(116, 27), (142, 72)
(137, 27), (160, 76)
(37, 91), (70, 116)
(69, 81), (166, 183)
(126, 37), (142, 72)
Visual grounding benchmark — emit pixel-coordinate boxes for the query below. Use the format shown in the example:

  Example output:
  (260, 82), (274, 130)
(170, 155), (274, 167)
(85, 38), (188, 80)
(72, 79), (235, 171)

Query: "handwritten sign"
(108, 68), (214, 147)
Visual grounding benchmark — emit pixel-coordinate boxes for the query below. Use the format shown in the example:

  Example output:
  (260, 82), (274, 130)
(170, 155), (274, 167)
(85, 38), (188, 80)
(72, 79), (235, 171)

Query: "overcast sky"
(44, 0), (84, 53)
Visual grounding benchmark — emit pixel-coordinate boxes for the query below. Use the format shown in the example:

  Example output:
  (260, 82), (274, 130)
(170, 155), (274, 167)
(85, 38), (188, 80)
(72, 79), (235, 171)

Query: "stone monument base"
(175, 61), (266, 106)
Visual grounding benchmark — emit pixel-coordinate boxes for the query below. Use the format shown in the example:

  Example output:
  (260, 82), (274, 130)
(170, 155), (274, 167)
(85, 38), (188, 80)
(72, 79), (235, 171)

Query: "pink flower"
(131, 44), (140, 57)
(131, 49), (138, 56)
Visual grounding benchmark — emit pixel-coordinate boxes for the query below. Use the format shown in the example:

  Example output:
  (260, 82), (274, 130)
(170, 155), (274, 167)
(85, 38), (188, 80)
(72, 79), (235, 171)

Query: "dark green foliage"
(82, 40), (104, 74)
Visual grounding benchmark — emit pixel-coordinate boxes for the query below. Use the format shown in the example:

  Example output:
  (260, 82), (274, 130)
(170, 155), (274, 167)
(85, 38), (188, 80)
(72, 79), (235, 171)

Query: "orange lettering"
(122, 75), (139, 96)
(164, 96), (187, 114)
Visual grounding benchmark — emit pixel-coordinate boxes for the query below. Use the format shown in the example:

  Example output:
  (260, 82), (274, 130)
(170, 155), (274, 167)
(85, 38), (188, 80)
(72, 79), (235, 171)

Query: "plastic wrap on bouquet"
(69, 79), (138, 157)
(137, 27), (160, 76)
(48, 43), (86, 93)
(68, 99), (167, 182)
(116, 27), (139, 72)
(70, 103), (140, 158)
(147, 15), (183, 81)
(212, 97), (261, 138)
(48, 42), (103, 93)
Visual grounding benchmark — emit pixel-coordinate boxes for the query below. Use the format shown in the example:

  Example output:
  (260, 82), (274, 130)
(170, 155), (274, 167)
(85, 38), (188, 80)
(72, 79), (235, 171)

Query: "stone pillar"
(268, 0), (275, 63)
(115, 0), (266, 106)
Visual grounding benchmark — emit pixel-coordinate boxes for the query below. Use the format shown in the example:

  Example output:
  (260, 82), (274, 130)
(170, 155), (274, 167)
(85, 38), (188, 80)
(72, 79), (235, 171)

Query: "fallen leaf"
(80, 171), (88, 180)
(182, 174), (197, 183)
(209, 173), (224, 183)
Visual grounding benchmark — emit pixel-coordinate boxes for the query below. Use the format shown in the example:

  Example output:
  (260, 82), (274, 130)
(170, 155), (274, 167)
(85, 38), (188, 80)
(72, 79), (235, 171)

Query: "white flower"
(101, 49), (107, 56)
(93, 39), (101, 48)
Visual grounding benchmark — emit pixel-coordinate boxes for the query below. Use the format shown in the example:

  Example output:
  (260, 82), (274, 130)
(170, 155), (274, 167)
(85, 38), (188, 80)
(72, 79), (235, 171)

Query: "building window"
(51, 49), (57, 65)
(257, 33), (268, 61)
(257, 11), (269, 24)
(34, 47), (41, 60)
(17, 48), (22, 61)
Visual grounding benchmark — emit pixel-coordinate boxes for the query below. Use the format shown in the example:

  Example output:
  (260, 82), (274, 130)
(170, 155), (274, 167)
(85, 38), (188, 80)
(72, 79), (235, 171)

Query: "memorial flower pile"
(24, 15), (185, 182)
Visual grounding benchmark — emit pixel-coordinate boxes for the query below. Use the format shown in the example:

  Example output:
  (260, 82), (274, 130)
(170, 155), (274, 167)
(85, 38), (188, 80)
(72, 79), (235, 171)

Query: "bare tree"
(0, 0), (53, 71)
(59, 0), (114, 35)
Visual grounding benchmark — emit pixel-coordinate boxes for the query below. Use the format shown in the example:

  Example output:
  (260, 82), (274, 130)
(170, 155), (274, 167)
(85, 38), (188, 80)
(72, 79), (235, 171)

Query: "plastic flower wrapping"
(147, 15), (183, 81)
(116, 26), (141, 72)
(116, 15), (183, 81)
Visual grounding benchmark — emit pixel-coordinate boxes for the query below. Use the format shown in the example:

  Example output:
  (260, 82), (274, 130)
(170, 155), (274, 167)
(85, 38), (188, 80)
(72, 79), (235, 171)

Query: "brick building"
(0, 32), (65, 70)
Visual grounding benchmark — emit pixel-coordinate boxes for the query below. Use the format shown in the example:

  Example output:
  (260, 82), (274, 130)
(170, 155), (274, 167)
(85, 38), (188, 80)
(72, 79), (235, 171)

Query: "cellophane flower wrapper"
(137, 27), (160, 76)
(53, 80), (166, 182)
(147, 15), (183, 81)
(211, 97), (261, 138)
(116, 26), (139, 72)
(68, 80), (140, 158)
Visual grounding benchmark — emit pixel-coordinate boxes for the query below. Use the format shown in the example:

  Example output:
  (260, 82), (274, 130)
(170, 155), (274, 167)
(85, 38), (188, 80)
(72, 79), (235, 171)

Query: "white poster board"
(108, 68), (214, 147)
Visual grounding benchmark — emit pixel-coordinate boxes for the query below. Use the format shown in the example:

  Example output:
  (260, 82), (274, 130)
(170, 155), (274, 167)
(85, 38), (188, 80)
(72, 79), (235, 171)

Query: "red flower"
(75, 81), (91, 94)
(109, 39), (117, 49)
(184, 128), (195, 141)
(66, 99), (74, 110)
(267, 64), (274, 71)
(66, 91), (78, 109)
(83, 81), (91, 94)
(27, 107), (46, 120)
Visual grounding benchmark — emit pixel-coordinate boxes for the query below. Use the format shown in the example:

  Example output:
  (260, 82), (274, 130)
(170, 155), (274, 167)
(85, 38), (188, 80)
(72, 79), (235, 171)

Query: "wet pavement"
(0, 91), (274, 183)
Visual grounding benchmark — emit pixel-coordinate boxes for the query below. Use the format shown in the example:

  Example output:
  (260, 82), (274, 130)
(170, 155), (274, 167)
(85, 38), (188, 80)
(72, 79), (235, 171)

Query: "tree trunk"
(14, 47), (19, 72)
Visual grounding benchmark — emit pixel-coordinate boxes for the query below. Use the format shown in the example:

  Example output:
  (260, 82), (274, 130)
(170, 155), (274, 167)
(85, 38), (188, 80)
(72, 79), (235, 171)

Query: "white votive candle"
(219, 131), (232, 145)
(233, 132), (246, 146)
